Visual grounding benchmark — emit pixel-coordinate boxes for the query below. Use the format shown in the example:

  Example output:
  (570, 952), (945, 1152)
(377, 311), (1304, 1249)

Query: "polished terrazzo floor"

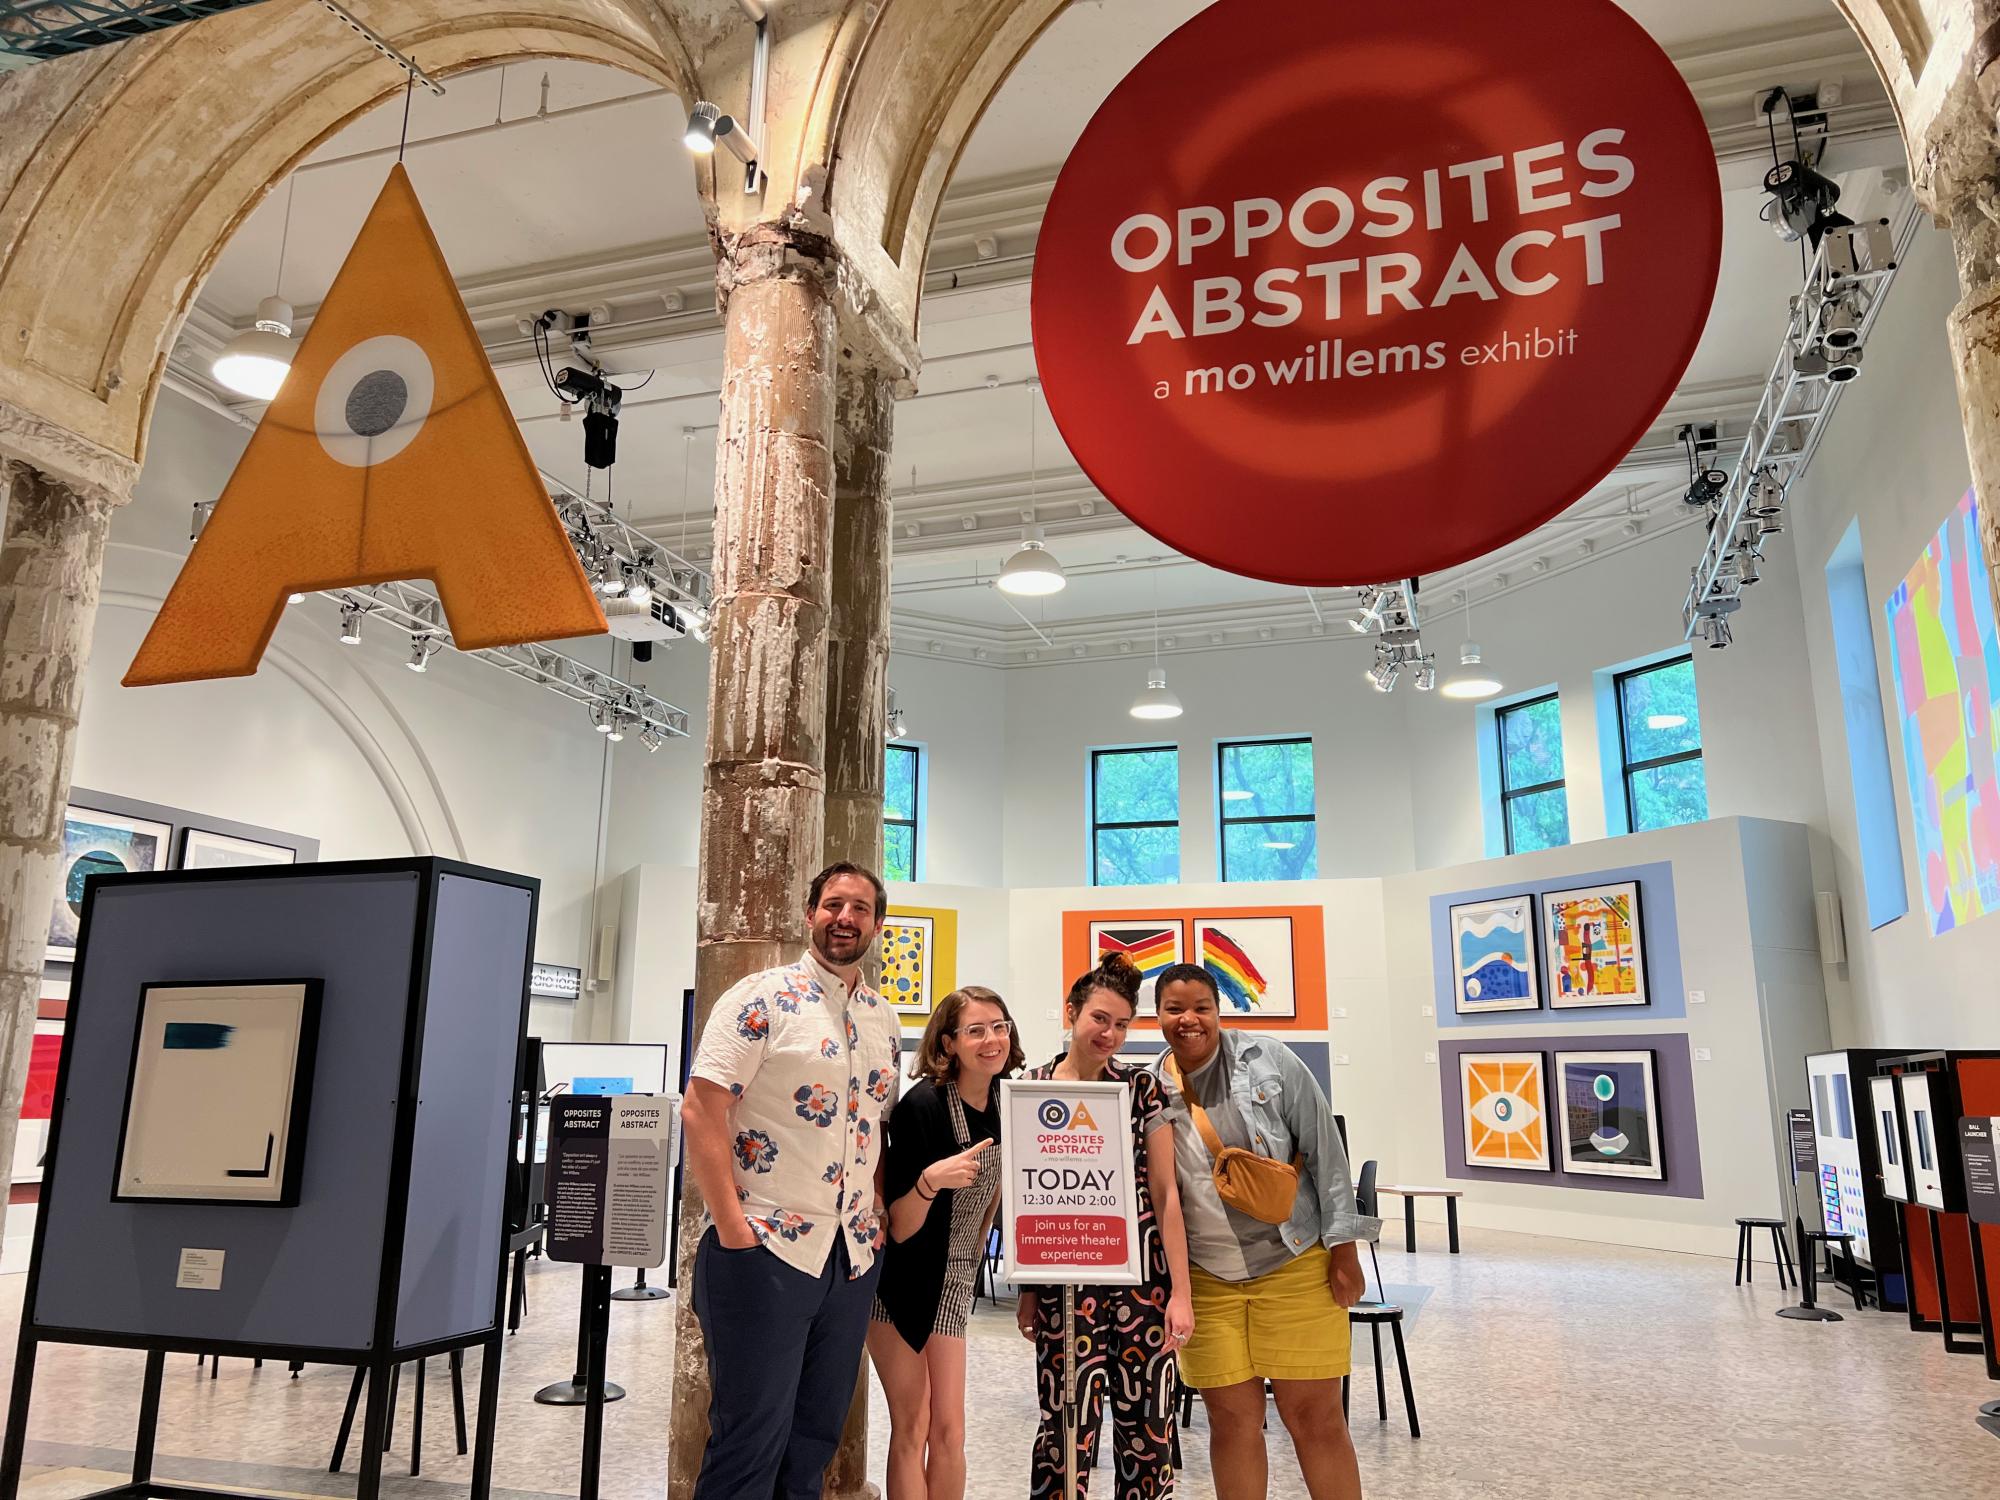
(1, 1227), (1994, 1499)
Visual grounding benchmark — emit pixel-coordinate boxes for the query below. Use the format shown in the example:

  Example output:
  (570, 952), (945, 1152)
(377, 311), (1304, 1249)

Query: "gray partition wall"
(31, 858), (536, 1355)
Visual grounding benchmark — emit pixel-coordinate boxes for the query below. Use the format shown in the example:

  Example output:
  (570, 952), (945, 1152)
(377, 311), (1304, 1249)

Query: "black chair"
(330, 1351), (468, 1479)
(1802, 1229), (1866, 1311)
(1734, 1216), (1796, 1289)
(1341, 1186), (1419, 1440)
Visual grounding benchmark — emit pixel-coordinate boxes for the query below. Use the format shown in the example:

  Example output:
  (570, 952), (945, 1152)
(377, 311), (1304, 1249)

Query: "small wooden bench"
(1377, 1185), (1465, 1254)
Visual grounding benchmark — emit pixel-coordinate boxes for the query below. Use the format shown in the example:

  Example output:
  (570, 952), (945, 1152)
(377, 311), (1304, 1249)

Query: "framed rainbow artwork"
(1193, 916), (1297, 1018)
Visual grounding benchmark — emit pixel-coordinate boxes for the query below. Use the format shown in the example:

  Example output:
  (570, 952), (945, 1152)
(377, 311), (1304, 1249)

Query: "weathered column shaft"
(1925, 72), (2000, 619)
(666, 225), (840, 1500)
(0, 460), (120, 1247)
(823, 362), (897, 872)
(819, 361), (898, 1500)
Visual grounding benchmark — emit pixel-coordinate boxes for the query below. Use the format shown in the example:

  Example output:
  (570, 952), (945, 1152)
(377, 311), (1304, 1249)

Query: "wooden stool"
(1803, 1229), (1865, 1311)
(1343, 1305), (1419, 1438)
(1734, 1216), (1796, 1289)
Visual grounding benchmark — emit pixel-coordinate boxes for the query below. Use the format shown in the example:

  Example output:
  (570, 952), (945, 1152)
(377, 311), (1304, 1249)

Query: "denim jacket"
(1153, 1031), (1381, 1255)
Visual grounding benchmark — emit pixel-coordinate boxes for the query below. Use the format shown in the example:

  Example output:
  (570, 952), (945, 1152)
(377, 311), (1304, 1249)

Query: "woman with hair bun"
(1017, 951), (1193, 1498)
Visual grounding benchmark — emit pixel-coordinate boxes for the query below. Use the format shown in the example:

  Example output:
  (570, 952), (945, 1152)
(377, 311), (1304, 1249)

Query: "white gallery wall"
(1786, 222), (1992, 1050)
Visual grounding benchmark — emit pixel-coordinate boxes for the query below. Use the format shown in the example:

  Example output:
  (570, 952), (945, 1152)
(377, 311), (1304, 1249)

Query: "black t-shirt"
(875, 1077), (1000, 1350)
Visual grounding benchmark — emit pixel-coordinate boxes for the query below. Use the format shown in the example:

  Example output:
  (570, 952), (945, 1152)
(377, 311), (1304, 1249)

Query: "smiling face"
(943, 998), (1012, 1082)
(808, 873), (881, 970)
(1158, 976), (1222, 1071)
(1067, 985), (1135, 1066)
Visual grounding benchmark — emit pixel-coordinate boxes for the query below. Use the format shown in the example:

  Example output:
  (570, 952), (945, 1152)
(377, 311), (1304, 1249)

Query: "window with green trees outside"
(1616, 657), (1708, 832)
(884, 743), (920, 881)
(1091, 746), (1180, 885)
(1498, 693), (1570, 854)
(1218, 737), (1317, 880)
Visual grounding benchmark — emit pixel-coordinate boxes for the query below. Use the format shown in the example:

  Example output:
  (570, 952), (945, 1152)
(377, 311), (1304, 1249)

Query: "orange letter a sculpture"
(125, 164), (606, 687)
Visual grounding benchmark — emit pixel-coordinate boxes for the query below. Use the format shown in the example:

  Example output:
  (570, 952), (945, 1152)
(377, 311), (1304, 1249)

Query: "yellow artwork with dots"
(879, 905), (958, 1021)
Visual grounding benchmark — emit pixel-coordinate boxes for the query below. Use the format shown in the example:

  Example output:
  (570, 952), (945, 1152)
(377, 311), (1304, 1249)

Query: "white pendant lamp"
(1130, 579), (1184, 720)
(1131, 665), (1184, 720)
(998, 381), (1067, 596)
(213, 179), (298, 400)
(1439, 589), (1503, 701)
(998, 534), (1066, 596)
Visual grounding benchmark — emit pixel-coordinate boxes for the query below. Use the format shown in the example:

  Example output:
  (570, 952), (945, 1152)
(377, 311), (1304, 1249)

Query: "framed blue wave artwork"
(1449, 895), (1541, 1015)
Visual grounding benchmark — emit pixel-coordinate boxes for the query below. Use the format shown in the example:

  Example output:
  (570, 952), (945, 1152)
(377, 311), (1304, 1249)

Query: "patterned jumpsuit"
(1025, 1055), (1178, 1498)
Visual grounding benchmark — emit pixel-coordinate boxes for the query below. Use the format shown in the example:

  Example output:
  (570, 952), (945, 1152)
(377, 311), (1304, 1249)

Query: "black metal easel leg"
(410, 1359), (425, 1478)
(331, 1367), (366, 1472)
(385, 1363), (399, 1452)
(1, 1333), (40, 1500)
(355, 1359), (393, 1500)
(451, 1348), (468, 1456)
(469, 1334), (504, 1500)
(581, 1266), (613, 1500)
(509, 1248), (528, 1334)
(132, 1350), (166, 1486)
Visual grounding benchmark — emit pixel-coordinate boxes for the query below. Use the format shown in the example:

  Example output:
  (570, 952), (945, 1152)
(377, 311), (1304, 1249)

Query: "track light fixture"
(640, 729), (663, 753)
(338, 602), (365, 645)
(684, 101), (762, 183)
(406, 635), (442, 673)
(1679, 424), (1728, 508)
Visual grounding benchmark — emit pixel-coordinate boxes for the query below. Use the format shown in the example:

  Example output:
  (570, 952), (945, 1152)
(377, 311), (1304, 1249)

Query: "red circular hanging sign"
(1031, 0), (1722, 587)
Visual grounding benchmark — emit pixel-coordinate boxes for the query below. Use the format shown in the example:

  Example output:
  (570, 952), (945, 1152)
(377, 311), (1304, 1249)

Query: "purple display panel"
(1438, 1031), (1705, 1199)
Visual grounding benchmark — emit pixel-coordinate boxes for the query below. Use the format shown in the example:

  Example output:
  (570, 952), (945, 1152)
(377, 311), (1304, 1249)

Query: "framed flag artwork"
(1449, 896), (1540, 1014)
(1089, 920), (1184, 1014)
(1542, 881), (1647, 1008)
(1459, 1052), (1551, 1171)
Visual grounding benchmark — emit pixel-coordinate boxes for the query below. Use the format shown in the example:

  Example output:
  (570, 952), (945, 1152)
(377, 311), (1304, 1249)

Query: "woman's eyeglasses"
(956, 1020), (1013, 1041)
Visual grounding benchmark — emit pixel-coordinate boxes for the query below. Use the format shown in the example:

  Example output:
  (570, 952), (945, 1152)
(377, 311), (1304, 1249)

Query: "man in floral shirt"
(680, 862), (903, 1499)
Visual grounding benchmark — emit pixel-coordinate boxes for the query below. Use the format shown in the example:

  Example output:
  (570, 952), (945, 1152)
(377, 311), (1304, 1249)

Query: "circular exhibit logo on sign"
(1030, 0), (1722, 586)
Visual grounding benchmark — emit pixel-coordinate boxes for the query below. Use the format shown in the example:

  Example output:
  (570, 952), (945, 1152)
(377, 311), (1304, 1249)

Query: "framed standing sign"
(999, 1078), (1141, 1286)
(113, 981), (321, 1206)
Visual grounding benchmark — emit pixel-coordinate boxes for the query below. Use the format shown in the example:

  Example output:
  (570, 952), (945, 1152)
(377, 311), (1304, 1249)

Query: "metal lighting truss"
(545, 472), (713, 621)
(272, 475), (709, 740)
(1351, 579), (1435, 691)
(1681, 203), (1923, 645)
(0, 1), (268, 62)
(326, 578), (692, 740)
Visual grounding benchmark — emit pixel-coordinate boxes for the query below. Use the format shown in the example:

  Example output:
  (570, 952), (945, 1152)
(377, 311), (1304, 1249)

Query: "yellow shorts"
(1179, 1245), (1352, 1389)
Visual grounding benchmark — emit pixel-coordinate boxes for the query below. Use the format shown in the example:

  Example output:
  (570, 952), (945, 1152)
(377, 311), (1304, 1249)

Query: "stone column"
(819, 359), (898, 1500)
(823, 360), (897, 875)
(0, 459), (123, 1247)
(666, 223), (840, 1500)
(1931, 50), (2000, 601)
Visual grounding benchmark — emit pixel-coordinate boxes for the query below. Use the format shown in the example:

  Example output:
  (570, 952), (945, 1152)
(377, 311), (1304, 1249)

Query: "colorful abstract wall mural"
(1885, 489), (2000, 935)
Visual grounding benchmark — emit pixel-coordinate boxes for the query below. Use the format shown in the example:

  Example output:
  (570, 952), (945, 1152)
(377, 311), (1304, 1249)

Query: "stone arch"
(816, 0), (1068, 349)
(0, 0), (708, 489)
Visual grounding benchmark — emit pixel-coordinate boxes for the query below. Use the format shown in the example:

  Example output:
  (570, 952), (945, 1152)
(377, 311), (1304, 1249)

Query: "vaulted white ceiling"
(170, 0), (1913, 666)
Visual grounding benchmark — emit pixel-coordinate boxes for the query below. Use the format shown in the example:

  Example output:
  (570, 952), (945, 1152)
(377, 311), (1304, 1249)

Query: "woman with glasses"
(869, 986), (1026, 1500)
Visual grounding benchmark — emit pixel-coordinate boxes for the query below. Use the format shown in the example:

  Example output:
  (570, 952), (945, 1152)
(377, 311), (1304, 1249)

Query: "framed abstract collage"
(1444, 878), (1649, 1018)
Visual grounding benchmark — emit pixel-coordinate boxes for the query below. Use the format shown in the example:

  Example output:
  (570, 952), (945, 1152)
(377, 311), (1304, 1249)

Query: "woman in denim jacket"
(1151, 963), (1381, 1500)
